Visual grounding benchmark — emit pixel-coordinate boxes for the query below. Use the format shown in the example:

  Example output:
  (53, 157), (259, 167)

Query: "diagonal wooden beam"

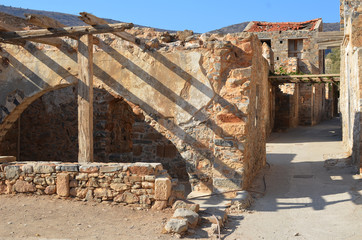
(0, 22), (133, 42)
(79, 12), (140, 44)
(0, 21), (63, 47)
(25, 13), (67, 28)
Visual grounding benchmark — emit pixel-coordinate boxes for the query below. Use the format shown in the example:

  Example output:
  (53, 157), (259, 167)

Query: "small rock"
(172, 200), (199, 212)
(163, 218), (188, 234)
(173, 208), (199, 228)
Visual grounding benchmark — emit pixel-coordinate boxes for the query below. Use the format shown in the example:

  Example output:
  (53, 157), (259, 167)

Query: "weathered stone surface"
(79, 165), (100, 173)
(0, 183), (7, 193)
(152, 200), (168, 210)
(4, 165), (20, 180)
(33, 177), (46, 186)
(60, 164), (79, 172)
(44, 185), (56, 195)
(13, 180), (36, 193)
(22, 165), (33, 174)
(155, 177), (171, 201)
(172, 184), (185, 199)
(173, 208), (199, 228)
(172, 200), (199, 213)
(33, 164), (55, 174)
(94, 188), (107, 198)
(75, 173), (88, 181)
(110, 183), (128, 191)
(100, 165), (122, 173)
(163, 218), (188, 234)
(56, 173), (70, 197)
(70, 187), (88, 198)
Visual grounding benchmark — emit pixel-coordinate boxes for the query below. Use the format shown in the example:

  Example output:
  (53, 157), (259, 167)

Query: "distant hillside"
(208, 22), (250, 34)
(0, 5), (341, 34)
(0, 5), (172, 32)
(208, 22), (340, 34)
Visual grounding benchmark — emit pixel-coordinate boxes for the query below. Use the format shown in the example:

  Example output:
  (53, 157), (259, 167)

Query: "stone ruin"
(0, 23), (271, 205)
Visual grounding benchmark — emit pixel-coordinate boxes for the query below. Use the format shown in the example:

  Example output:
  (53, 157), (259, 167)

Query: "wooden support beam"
(25, 13), (67, 28)
(0, 22), (133, 42)
(24, 13), (100, 46)
(78, 34), (94, 163)
(0, 21), (63, 47)
(79, 12), (140, 44)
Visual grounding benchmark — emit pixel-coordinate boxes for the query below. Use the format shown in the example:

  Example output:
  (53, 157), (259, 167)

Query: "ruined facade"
(340, 0), (362, 173)
(243, 19), (334, 129)
(0, 25), (270, 197)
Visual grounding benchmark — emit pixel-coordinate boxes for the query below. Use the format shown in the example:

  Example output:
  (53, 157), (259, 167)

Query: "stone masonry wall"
(0, 31), (269, 192)
(340, 0), (362, 172)
(0, 86), (188, 180)
(0, 162), (172, 208)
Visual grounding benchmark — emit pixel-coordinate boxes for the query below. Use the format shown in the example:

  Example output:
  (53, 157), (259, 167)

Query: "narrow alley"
(226, 118), (362, 240)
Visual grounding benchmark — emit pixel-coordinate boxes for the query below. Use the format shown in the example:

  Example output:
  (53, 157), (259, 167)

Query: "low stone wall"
(0, 162), (172, 208)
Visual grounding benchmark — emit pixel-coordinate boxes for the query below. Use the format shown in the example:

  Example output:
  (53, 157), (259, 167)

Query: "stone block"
(13, 180), (36, 193)
(172, 200), (199, 213)
(33, 177), (46, 186)
(129, 175), (143, 183)
(94, 188), (108, 198)
(163, 218), (188, 234)
(79, 165), (100, 173)
(70, 187), (88, 198)
(152, 200), (168, 210)
(114, 192), (139, 204)
(213, 178), (241, 191)
(75, 173), (89, 181)
(144, 175), (155, 182)
(61, 164), (79, 172)
(22, 165), (33, 174)
(4, 165), (20, 180)
(0, 183), (7, 194)
(141, 182), (154, 189)
(214, 139), (234, 147)
(173, 208), (199, 228)
(110, 183), (129, 191)
(34, 164), (55, 174)
(155, 176), (171, 201)
(129, 164), (154, 175)
(56, 173), (70, 197)
(100, 165), (122, 173)
(44, 185), (56, 195)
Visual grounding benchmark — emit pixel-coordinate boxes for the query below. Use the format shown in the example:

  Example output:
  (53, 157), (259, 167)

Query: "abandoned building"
(0, 0), (360, 210)
(243, 18), (339, 129)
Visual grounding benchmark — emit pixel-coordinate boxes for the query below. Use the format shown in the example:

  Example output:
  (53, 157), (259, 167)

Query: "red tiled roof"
(245, 18), (321, 32)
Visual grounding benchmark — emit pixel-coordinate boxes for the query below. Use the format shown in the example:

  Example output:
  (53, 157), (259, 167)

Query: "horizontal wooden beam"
(0, 22), (133, 42)
(269, 74), (340, 83)
(0, 21), (64, 47)
(79, 12), (140, 44)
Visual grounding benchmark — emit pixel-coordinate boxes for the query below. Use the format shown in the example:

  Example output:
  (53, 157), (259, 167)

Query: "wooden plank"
(0, 22), (133, 42)
(79, 12), (140, 44)
(78, 34), (94, 163)
(25, 13), (67, 28)
(0, 156), (16, 163)
(25, 13), (100, 45)
(0, 21), (63, 47)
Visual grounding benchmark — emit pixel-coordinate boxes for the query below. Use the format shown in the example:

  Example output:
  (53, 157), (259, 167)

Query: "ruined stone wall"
(0, 162), (173, 208)
(240, 29), (323, 74)
(0, 86), (188, 180)
(0, 31), (269, 192)
(340, 1), (362, 172)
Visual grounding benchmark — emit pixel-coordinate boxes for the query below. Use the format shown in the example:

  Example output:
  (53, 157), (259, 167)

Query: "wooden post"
(78, 34), (94, 163)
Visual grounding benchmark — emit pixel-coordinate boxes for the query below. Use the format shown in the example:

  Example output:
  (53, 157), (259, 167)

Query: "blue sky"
(1, 0), (341, 33)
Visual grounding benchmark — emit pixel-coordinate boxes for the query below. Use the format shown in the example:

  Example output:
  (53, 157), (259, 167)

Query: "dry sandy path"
(225, 118), (362, 240)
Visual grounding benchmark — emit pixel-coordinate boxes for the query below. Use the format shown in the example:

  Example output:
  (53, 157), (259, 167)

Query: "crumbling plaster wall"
(340, 0), (362, 172)
(0, 32), (269, 192)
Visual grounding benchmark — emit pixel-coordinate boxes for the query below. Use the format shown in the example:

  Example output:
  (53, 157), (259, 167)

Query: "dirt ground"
(0, 194), (179, 240)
